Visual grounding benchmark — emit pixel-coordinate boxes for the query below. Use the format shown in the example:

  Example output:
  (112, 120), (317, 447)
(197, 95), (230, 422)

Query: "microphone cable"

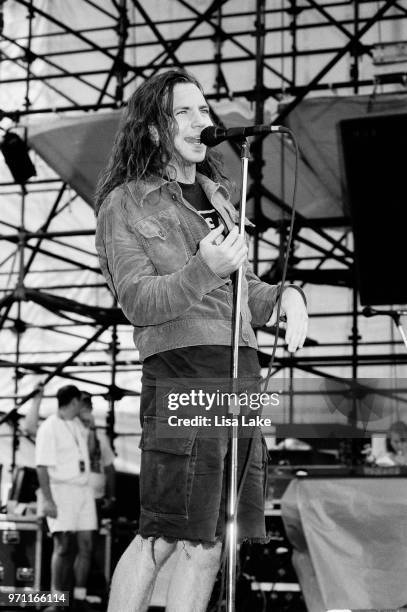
(261, 126), (300, 390)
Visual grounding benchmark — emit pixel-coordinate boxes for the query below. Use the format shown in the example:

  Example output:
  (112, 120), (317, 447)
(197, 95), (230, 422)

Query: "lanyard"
(60, 418), (84, 460)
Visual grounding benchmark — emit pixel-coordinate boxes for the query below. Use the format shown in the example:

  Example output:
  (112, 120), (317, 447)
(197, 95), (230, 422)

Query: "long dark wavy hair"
(95, 70), (228, 214)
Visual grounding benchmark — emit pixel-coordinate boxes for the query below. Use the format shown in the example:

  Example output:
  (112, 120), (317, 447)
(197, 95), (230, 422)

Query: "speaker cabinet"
(339, 113), (407, 306)
(0, 515), (50, 604)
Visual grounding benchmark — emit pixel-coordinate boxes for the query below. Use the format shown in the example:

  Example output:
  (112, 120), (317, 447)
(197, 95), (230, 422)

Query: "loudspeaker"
(0, 132), (36, 185)
(0, 516), (50, 599)
(339, 113), (407, 306)
(115, 471), (140, 521)
(8, 467), (38, 504)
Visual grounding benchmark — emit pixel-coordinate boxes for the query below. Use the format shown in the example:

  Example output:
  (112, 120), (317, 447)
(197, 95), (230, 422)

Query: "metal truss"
(1, 0), (407, 446)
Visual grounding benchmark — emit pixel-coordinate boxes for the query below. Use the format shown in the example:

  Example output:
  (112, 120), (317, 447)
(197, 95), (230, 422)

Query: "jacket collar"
(126, 172), (230, 206)
(196, 173), (230, 203)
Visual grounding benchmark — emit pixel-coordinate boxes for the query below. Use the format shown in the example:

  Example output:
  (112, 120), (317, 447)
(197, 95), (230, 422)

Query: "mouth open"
(185, 136), (203, 145)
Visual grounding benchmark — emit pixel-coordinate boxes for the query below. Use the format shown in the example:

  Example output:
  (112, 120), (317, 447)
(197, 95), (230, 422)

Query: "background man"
(36, 385), (97, 612)
(387, 420), (407, 465)
(25, 386), (116, 514)
(78, 391), (116, 519)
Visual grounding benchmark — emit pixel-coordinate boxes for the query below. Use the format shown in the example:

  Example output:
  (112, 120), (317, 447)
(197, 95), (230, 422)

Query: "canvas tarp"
(27, 93), (407, 222)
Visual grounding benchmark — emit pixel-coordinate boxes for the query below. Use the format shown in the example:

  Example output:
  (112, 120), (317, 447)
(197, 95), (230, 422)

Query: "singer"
(95, 70), (308, 612)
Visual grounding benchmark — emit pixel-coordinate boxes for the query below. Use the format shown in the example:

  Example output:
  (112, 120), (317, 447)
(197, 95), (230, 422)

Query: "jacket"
(95, 173), (280, 361)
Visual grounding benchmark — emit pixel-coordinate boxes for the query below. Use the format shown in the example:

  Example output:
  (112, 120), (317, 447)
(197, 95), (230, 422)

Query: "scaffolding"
(1, 0), (407, 461)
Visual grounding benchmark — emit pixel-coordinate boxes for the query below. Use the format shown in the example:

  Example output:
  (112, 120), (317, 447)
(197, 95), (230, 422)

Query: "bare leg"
(51, 532), (75, 592)
(107, 535), (177, 612)
(74, 530), (93, 588)
(166, 540), (222, 612)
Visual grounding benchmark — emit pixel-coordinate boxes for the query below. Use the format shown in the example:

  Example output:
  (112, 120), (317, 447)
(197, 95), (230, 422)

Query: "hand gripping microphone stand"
(226, 137), (250, 612)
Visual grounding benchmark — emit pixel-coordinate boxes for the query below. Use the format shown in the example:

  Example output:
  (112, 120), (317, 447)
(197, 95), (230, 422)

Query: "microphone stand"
(363, 307), (407, 350)
(391, 312), (407, 350)
(226, 138), (250, 612)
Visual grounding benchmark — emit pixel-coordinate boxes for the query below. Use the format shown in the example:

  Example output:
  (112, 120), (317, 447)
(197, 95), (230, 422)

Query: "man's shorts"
(45, 483), (97, 533)
(138, 346), (269, 545)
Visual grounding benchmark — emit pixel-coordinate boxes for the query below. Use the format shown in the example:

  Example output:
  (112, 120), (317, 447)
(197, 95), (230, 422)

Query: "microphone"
(200, 124), (290, 147)
(362, 306), (379, 318)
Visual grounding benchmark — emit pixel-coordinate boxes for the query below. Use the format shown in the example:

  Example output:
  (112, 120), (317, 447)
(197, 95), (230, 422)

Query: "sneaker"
(72, 600), (93, 612)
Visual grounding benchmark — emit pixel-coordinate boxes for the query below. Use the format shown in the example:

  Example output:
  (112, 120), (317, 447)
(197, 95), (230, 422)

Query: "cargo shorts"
(138, 346), (269, 545)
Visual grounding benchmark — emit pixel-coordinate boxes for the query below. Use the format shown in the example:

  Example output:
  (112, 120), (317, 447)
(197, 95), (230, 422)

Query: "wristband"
(282, 284), (307, 307)
(265, 284), (307, 327)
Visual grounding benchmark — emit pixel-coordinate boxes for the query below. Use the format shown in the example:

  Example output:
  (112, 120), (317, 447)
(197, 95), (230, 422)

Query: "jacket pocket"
(135, 209), (190, 274)
(139, 416), (198, 518)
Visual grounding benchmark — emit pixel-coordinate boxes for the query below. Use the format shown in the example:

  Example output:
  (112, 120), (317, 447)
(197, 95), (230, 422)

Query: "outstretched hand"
(33, 381), (45, 397)
(267, 287), (308, 353)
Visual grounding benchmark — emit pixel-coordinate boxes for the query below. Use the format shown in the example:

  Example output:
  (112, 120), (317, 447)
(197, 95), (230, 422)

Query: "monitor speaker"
(339, 113), (407, 306)
(9, 467), (38, 504)
(115, 471), (140, 521)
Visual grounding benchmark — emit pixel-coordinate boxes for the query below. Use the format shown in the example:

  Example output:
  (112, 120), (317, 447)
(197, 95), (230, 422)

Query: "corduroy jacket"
(95, 173), (280, 361)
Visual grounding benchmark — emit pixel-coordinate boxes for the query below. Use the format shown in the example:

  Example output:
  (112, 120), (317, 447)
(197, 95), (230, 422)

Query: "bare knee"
(144, 536), (177, 569)
(182, 540), (222, 574)
(53, 532), (75, 559)
(76, 531), (93, 559)
(120, 535), (177, 571)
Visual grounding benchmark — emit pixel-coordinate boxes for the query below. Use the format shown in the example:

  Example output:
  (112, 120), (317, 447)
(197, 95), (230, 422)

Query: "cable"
(261, 127), (300, 391)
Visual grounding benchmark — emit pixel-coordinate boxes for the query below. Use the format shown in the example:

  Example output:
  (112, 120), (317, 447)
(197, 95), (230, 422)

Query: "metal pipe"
(274, 0), (399, 125)
(251, 0), (266, 276)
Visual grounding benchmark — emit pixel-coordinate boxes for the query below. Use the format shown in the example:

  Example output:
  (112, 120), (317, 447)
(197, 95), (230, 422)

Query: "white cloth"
(36, 414), (90, 485)
(89, 433), (115, 499)
(282, 477), (407, 610)
(44, 483), (97, 532)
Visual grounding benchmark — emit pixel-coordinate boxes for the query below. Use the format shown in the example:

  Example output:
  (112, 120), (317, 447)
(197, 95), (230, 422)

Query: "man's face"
(390, 432), (407, 455)
(79, 406), (92, 427)
(172, 82), (212, 168)
(71, 397), (82, 418)
(79, 397), (93, 427)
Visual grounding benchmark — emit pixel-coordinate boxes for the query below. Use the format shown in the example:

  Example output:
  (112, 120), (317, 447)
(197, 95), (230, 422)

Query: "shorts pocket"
(139, 416), (198, 519)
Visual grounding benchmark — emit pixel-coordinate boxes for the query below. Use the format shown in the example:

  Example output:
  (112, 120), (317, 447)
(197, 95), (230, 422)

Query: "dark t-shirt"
(142, 180), (259, 385)
(178, 180), (226, 236)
